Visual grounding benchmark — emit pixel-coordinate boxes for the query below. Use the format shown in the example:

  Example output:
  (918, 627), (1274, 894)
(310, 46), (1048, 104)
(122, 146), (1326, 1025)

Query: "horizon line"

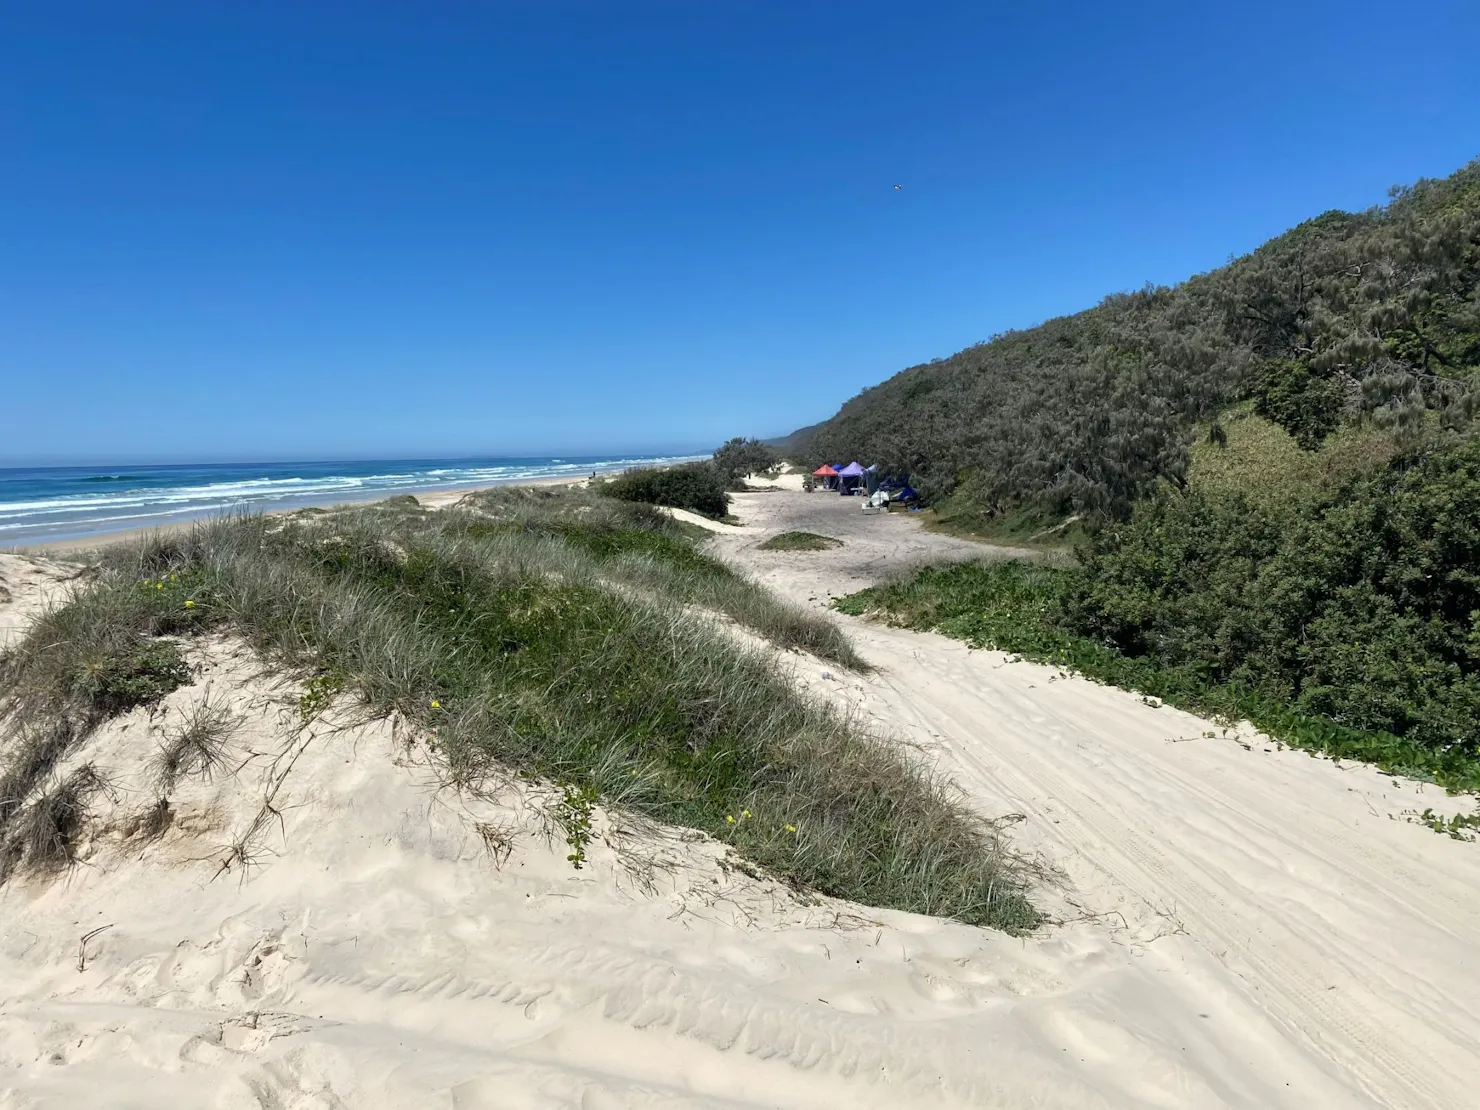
(0, 448), (717, 472)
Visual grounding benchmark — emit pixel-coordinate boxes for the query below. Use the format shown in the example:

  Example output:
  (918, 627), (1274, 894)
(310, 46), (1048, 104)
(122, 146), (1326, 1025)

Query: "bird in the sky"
(893, 184), (902, 191)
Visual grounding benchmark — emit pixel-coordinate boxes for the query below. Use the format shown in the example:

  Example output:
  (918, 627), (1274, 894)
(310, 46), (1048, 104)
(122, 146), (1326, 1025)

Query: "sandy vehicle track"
(712, 484), (1480, 1109)
(0, 489), (1477, 1109)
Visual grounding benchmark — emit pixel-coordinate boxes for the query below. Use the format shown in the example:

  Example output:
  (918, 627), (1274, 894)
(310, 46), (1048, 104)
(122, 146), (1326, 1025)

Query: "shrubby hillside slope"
(794, 160), (1480, 518)
(816, 159), (1480, 776)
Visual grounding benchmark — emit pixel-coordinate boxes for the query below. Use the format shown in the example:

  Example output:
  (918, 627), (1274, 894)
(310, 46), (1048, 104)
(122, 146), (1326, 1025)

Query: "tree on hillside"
(712, 437), (778, 487)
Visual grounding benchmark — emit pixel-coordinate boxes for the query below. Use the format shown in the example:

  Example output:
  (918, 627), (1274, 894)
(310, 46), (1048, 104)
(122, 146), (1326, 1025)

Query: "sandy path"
(2, 502), (1477, 1108)
(0, 636), (1247, 1110)
(710, 488), (1480, 1110)
(0, 555), (79, 650)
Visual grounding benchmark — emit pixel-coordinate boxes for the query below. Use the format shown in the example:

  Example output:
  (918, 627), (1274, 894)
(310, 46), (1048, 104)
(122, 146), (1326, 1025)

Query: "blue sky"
(4, 1), (1478, 465)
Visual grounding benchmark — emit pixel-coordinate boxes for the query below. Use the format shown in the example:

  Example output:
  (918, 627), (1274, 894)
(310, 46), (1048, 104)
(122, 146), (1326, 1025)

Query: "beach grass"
(0, 488), (1041, 930)
(757, 531), (843, 552)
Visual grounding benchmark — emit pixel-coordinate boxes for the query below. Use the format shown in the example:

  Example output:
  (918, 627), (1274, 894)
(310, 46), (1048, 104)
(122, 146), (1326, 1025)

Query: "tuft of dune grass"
(3, 763), (107, 877)
(151, 692), (240, 792)
(0, 492), (1041, 930)
(0, 574), (202, 873)
(757, 531), (843, 552)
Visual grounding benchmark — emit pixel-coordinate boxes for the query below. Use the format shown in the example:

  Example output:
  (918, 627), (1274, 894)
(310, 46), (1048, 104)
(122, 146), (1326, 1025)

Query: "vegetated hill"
(792, 159), (1480, 519)
(764, 420), (824, 454)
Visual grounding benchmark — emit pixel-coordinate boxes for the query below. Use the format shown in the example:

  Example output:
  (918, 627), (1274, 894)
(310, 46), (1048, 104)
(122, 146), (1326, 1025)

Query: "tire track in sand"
(716, 486), (1480, 1110)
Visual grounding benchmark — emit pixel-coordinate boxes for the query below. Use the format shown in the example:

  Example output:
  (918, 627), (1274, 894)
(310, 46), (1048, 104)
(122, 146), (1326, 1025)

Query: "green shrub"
(1187, 406), (1403, 511)
(840, 436), (1480, 790)
(75, 639), (193, 717)
(600, 463), (731, 519)
(1252, 360), (1348, 449)
(1, 567), (207, 724)
(1068, 436), (1480, 754)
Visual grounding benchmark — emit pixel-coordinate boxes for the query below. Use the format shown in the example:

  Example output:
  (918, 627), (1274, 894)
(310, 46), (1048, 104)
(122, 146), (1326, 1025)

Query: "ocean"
(0, 454), (702, 546)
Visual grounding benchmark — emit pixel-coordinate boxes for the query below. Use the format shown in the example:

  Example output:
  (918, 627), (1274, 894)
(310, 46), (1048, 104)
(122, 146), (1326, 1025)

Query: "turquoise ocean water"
(0, 454), (700, 545)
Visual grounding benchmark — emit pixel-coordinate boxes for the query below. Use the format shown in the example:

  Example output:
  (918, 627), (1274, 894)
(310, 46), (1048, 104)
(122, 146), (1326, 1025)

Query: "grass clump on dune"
(151, 693), (240, 792)
(0, 488), (1041, 930)
(9, 764), (108, 874)
(757, 531), (842, 552)
(457, 487), (865, 668)
(0, 571), (207, 876)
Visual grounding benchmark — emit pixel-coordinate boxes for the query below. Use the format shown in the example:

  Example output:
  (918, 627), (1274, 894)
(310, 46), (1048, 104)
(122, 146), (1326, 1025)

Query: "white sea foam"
(0, 455), (704, 543)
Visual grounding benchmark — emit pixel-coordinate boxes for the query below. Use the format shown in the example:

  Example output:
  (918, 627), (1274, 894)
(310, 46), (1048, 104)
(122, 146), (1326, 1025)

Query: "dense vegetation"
(711, 436), (779, 487)
(600, 461), (732, 519)
(600, 437), (779, 519)
(793, 159), (1480, 784)
(838, 420), (1480, 791)
(0, 488), (1040, 929)
(790, 160), (1480, 519)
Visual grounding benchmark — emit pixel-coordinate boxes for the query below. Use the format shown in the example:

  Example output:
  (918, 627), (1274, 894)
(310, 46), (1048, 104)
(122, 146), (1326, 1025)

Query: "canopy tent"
(837, 461), (866, 477)
(837, 460), (867, 495)
(809, 463), (840, 490)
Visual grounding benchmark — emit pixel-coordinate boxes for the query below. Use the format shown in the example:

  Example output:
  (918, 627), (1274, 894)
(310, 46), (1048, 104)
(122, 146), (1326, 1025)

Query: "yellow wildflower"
(184, 599), (195, 608)
(430, 699), (441, 709)
(725, 815), (735, 824)
(741, 809), (751, 819)
(785, 824), (797, 833)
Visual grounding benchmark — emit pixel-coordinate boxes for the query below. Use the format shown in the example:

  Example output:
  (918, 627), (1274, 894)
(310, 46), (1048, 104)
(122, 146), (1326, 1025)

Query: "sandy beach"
(1, 486), (1477, 1108)
(10, 4), (1477, 1105)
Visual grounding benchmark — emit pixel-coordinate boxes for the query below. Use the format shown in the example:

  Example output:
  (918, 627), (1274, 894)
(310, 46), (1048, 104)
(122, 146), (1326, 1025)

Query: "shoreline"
(6, 473), (589, 555)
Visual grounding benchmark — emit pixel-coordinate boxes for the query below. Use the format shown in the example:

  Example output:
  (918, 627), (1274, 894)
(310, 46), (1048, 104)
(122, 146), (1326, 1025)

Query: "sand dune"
(0, 624), (1136, 1109)
(0, 556), (77, 651)
(1, 488), (1477, 1108)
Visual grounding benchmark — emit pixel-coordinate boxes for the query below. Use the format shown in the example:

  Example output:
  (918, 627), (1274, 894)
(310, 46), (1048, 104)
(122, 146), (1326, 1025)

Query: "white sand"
(659, 506), (738, 532)
(0, 556), (77, 651)
(1, 493), (1477, 1110)
(714, 489), (1480, 1109)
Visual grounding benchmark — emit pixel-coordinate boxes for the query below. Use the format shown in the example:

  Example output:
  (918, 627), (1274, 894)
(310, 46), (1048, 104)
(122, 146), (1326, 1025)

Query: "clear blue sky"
(4, 1), (1478, 465)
